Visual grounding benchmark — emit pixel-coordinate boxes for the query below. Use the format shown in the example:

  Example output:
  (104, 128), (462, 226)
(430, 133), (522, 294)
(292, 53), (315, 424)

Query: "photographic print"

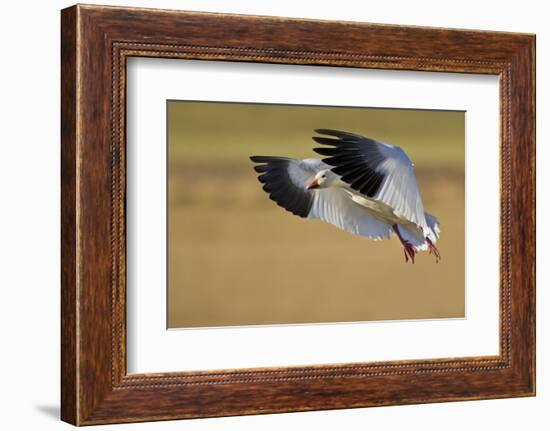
(167, 101), (465, 329)
(60, 7), (536, 423)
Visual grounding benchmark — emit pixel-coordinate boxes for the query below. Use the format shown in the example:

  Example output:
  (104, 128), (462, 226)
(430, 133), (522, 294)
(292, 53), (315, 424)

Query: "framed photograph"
(61, 4), (535, 425)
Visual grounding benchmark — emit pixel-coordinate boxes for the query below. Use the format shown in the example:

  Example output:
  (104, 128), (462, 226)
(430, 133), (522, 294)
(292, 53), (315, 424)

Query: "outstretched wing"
(313, 129), (427, 229)
(310, 189), (392, 240)
(250, 156), (392, 240)
(250, 156), (319, 217)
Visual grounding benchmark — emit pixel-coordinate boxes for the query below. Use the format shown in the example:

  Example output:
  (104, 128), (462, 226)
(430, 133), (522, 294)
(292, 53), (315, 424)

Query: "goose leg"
(392, 225), (415, 264)
(426, 238), (441, 263)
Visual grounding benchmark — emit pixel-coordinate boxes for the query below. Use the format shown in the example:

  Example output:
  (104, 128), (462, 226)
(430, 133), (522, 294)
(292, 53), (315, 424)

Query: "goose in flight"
(250, 129), (441, 263)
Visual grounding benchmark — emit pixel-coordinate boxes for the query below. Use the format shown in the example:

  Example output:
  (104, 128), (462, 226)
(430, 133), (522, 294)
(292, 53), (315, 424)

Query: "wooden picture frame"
(61, 4), (535, 425)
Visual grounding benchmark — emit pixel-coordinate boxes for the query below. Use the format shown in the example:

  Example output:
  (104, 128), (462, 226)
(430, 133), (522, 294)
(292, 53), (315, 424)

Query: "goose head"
(306, 169), (337, 190)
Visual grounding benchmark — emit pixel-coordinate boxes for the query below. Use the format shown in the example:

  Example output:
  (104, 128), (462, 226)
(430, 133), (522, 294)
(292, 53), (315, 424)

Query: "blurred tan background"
(167, 101), (465, 329)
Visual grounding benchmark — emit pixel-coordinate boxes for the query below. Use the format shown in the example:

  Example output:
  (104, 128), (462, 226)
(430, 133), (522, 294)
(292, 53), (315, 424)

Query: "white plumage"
(251, 129), (441, 263)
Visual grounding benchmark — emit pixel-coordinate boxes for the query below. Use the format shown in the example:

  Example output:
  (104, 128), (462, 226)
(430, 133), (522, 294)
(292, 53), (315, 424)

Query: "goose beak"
(306, 179), (319, 190)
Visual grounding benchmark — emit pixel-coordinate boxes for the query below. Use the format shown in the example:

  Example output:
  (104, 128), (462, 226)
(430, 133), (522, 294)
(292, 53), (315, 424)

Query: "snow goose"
(250, 129), (441, 263)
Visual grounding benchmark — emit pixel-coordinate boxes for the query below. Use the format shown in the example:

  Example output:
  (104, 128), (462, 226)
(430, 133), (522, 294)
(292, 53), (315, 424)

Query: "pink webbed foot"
(392, 224), (416, 264)
(402, 240), (416, 264)
(426, 238), (441, 263)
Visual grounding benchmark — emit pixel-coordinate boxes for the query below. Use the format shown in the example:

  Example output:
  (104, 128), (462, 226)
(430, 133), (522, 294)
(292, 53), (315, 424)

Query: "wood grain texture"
(60, 4), (535, 425)
(60, 5), (78, 425)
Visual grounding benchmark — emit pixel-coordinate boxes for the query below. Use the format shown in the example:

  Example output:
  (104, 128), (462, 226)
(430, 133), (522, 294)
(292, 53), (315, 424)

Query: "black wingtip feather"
(253, 165), (271, 173)
(313, 147), (337, 156)
(250, 155), (314, 218)
(340, 165), (369, 183)
(314, 129), (361, 140)
(312, 137), (341, 146)
(250, 155), (290, 164)
(359, 176), (384, 197)
(314, 128), (345, 137)
(322, 154), (364, 165)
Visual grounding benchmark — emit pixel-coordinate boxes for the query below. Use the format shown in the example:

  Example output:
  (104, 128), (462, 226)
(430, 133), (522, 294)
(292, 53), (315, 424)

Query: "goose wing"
(313, 129), (428, 229)
(250, 156), (392, 240)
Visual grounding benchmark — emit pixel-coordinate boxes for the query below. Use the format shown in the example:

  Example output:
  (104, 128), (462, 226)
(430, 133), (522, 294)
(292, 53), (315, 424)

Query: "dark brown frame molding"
(61, 4), (535, 425)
